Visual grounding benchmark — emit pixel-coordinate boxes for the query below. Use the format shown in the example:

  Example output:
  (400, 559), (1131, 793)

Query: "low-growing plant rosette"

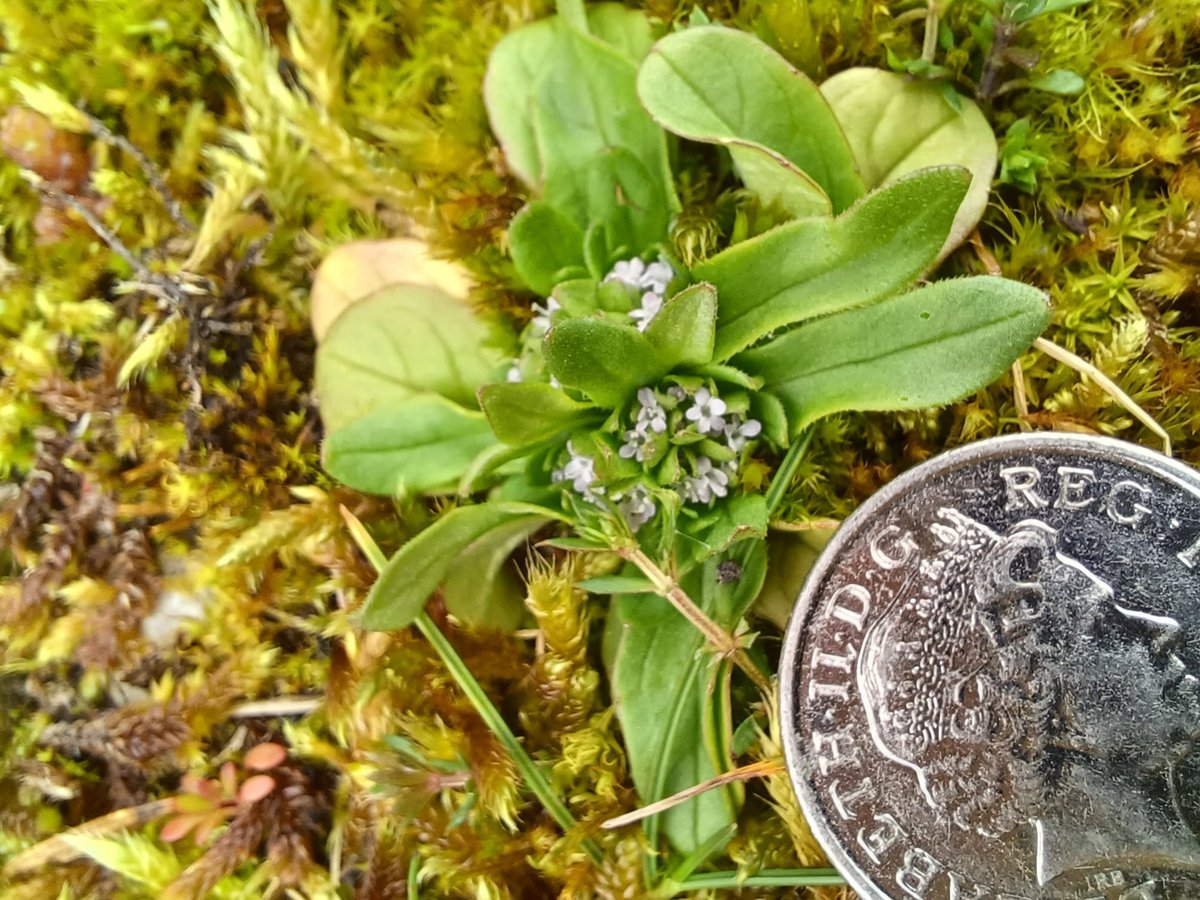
(312, 0), (1051, 857)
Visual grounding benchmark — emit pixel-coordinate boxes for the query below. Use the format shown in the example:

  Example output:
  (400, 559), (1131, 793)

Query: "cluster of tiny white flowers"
(554, 384), (764, 532)
(619, 388), (668, 462)
(604, 255), (673, 332)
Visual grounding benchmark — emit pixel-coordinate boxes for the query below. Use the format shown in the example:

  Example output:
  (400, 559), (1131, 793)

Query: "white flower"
(684, 456), (729, 504)
(685, 387), (727, 435)
(635, 387), (667, 433)
(629, 291), (664, 331)
(667, 385), (688, 401)
(618, 484), (657, 531)
(531, 297), (560, 333)
(619, 427), (652, 462)
(506, 363), (522, 383)
(640, 257), (673, 295)
(552, 444), (601, 500)
(604, 257), (647, 288)
(723, 415), (763, 451)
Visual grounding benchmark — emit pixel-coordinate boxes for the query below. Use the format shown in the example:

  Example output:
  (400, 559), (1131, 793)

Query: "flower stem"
(341, 507), (602, 863)
(617, 546), (772, 695)
(661, 868), (845, 894)
(764, 426), (814, 519)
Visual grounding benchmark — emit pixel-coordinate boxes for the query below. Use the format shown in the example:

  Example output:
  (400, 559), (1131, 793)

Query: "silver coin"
(780, 433), (1200, 900)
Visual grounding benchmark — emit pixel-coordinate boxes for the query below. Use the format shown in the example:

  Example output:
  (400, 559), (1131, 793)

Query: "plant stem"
(602, 759), (784, 830)
(617, 547), (772, 695)
(340, 507), (603, 863)
(1034, 337), (1171, 455)
(764, 426), (814, 519)
(661, 868), (845, 894)
(921, 0), (939, 64)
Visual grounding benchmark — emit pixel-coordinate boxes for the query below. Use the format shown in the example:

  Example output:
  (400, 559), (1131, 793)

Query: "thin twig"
(1011, 360), (1031, 428)
(37, 178), (146, 275)
(601, 759), (784, 830)
(1034, 337), (1172, 456)
(230, 696), (322, 718)
(617, 546), (772, 695)
(84, 111), (194, 233)
(2, 799), (179, 877)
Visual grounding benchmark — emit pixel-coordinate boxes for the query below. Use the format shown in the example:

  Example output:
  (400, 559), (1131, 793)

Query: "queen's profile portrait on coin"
(858, 508), (1200, 886)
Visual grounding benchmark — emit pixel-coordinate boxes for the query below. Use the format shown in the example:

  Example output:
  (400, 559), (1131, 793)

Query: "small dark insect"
(716, 560), (742, 584)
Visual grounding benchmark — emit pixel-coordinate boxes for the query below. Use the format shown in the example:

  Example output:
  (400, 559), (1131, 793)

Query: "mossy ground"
(0, 1), (1198, 898)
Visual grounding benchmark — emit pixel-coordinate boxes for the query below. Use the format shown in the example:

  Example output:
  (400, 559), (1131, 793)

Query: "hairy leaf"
(820, 68), (997, 259)
(323, 395), (496, 496)
(637, 26), (863, 214)
(479, 382), (598, 446)
(314, 285), (504, 432)
(363, 502), (562, 630)
(737, 276), (1050, 432)
(508, 201), (588, 295)
(543, 316), (663, 406)
(643, 283), (717, 369)
(696, 167), (970, 360)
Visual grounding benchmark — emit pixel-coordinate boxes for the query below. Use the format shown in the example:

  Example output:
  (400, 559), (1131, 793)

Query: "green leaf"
(738, 276), (1050, 433)
(314, 285), (504, 432)
(363, 502), (562, 630)
(819, 68), (997, 260)
(478, 382), (598, 446)
(637, 26), (864, 214)
(483, 19), (559, 186)
(697, 167), (971, 360)
(1029, 68), (1086, 95)
(643, 283), (717, 369)
(1008, 0), (1090, 23)
(607, 544), (766, 854)
(543, 316), (663, 406)
(585, 2), (656, 60)
(533, 27), (677, 242)
(509, 201), (588, 295)
(324, 395), (497, 496)
(540, 142), (674, 260)
(484, 8), (676, 231)
(442, 516), (547, 629)
(577, 574), (657, 594)
(608, 593), (728, 852)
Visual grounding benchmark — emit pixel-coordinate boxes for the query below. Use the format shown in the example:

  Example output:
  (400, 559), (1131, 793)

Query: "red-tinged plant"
(160, 743), (287, 844)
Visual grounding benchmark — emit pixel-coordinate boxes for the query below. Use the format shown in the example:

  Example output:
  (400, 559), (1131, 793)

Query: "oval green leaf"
(819, 68), (997, 260)
(314, 285), (505, 432)
(643, 282), (717, 369)
(509, 201), (588, 295)
(478, 381), (598, 446)
(323, 395), (497, 496)
(442, 516), (548, 630)
(737, 276), (1050, 433)
(637, 26), (864, 214)
(697, 167), (971, 360)
(362, 502), (563, 630)
(543, 316), (664, 407)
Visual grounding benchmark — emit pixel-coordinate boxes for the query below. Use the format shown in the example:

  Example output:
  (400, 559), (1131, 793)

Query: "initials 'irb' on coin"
(780, 433), (1200, 900)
